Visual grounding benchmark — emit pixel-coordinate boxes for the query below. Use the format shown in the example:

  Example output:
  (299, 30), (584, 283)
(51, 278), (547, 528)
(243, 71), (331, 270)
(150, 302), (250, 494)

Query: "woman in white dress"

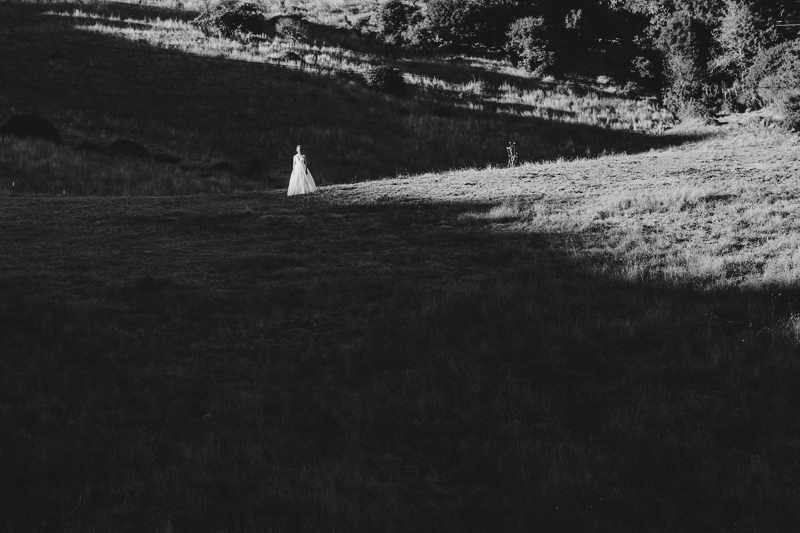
(287, 145), (317, 196)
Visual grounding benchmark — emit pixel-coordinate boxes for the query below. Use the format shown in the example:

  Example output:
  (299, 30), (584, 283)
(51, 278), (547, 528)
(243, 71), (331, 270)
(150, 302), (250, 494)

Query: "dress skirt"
(287, 159), (317, 196)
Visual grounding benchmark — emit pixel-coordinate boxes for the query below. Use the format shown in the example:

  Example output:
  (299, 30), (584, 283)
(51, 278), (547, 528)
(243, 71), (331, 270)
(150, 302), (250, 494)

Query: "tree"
(713, 0), (771, 76)
(378, 1), (422, 45)
(505, 16), (556, 74)
(651, 11), (714, 113)
(421, 0), (530, 52)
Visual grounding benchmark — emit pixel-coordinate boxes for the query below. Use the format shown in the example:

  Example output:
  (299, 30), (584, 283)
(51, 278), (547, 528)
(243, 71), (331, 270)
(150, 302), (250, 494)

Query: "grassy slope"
(0, 1), (681, 194)
(2, 123), (799, 531)
(2, 1), (800, 531)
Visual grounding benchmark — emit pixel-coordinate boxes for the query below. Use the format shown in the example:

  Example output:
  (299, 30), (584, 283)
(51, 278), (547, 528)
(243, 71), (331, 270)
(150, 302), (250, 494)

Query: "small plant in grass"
(460, 76), (491, 99)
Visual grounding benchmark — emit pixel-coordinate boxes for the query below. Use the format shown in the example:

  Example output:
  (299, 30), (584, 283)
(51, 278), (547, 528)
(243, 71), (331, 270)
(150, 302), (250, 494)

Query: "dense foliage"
(505, 16), (556, 75)
(377, 0), (800, 125)
(193, 2), (269, 39)
(378, 0), (422, 45)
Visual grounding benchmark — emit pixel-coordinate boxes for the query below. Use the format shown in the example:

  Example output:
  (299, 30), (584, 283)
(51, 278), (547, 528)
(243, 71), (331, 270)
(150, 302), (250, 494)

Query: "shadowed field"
(1, 121), (798, 531)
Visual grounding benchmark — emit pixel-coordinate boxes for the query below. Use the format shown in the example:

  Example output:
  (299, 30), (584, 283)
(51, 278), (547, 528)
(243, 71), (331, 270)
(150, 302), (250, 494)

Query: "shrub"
(400, 18), (434, 49)
(193, 2), (269, 40)
(713, 0), (767, 78)
(652, 12), (713, 115)
(422, 0), (522, 52)
(272, 15), (310, 43)
(779, 93), (800, 131)
(743, 40), (800, 108)
(378, 1), (421, 45)
(505, 16), (556, 75)
(364, 65), (405, 95)
(629, 49), (664, 96)
(460, 77), (492, 99)
(662, 50), (706, 113)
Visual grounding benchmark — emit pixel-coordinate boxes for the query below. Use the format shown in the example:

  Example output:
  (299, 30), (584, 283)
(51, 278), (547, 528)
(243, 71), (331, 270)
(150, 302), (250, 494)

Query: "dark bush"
(193, 2), (268, 40)
(780, 93), (800, 131)
(662, 50), (707, 114)
(378, 1), (422, 45)
(0, 114), (62, 144)
(505, 16), (556, 75)
(422, 0), (523, 52)
(652, 12), (713, 115)
(743, 39), (800, 130)
(630, 52), (664, 96)
(364, 65), (405, 95)
(742, 40), (800, 108)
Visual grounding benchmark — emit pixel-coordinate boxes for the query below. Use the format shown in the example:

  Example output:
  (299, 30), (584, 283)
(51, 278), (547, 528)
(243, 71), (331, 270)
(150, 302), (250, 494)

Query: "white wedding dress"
(287, 154), (317, 196)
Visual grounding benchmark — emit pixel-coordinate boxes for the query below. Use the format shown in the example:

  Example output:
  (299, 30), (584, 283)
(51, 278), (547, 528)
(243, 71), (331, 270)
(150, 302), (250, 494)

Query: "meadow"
(1, 1), (799, 531)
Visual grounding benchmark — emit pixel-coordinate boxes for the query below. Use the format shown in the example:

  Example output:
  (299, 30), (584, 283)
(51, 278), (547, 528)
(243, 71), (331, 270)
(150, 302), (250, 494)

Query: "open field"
(2, 0), (799, 531)
(2, 122), (799, 531)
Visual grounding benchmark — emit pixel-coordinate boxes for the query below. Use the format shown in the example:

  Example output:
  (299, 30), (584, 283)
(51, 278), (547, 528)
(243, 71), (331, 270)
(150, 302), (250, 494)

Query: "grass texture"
(2, 124), (799, 531)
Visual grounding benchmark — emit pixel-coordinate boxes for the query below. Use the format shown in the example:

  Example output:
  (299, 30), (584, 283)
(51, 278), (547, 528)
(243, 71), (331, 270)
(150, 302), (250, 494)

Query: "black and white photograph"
(1, 0), (799, 530)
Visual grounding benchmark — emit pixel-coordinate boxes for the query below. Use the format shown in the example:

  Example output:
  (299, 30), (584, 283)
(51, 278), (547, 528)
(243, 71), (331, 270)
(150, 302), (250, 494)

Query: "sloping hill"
(2, 1), (798, 531)
(1, 120), (798, 531)
(1, 0), (682, 194)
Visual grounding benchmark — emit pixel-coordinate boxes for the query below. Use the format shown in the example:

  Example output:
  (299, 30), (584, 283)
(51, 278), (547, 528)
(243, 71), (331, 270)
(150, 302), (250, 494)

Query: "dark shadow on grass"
(0, 191), (798, 532)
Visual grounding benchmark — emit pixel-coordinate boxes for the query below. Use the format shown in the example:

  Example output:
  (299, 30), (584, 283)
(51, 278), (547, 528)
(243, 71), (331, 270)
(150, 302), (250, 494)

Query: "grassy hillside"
(0, 0), (680, 195)
(2, 122), (799, 530)
(2, 1), (799, 531)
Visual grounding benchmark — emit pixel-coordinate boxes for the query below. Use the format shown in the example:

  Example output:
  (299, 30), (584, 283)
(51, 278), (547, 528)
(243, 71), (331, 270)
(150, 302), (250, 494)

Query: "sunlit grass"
(339, 126), (799, 290)
(47, 7), (676, 133)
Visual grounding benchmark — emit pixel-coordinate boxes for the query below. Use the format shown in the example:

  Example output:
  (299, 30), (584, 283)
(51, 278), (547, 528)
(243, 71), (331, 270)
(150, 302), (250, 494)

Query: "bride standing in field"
(287, 144), (317, 196)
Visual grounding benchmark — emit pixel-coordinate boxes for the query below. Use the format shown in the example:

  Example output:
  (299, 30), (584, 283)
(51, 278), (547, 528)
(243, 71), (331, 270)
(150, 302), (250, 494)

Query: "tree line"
(379, 0), (800, 126)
